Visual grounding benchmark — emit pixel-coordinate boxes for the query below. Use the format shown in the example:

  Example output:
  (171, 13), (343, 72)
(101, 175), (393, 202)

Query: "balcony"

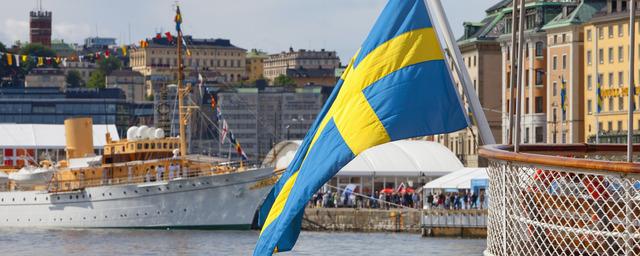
(479, 144), (640, 256)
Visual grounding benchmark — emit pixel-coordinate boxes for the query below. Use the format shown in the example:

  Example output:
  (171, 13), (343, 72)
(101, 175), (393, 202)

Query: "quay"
(302, 208), (487, 238)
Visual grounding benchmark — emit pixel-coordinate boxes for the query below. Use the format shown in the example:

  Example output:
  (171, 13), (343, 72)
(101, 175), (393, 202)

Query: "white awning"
(423, 168), (488, 190)
(0, 124), (119, 148)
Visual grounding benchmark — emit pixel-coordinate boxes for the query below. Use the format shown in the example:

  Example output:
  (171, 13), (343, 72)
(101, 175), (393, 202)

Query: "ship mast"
(176, 5), (187, 158)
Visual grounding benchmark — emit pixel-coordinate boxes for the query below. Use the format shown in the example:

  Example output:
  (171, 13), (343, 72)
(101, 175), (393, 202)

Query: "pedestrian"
(479, 192), (485, 209)
(471, 193), (478, 209)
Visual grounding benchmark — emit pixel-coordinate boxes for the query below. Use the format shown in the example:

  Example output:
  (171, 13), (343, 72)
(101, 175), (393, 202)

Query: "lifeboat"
(8, 166), (56, 185)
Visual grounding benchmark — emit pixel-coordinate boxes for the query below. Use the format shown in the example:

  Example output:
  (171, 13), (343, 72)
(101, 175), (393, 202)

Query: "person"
(168, 164), (174, 180)
(470, 192), (478, 209)
(379, 192), (387, 210)
(372, 191), (379, 208)
(157, 165), (165, 181)
(479, 192), (485, 209)
(412, 192), (419, 209)
(426, 193), (434, 209)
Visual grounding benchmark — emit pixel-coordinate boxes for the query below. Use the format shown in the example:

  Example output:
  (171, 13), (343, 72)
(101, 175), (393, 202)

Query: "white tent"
(423, 167), (488, 190)
(0, 124), (119, 148)
(263, 140), (464, 177)
(338, 140), (463, 177)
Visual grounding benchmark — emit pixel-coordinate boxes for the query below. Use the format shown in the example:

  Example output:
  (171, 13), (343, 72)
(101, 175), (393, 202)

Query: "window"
(619, 46), (624, 62)
(609, 72), (614, 87)
(607, 121), (612, 132)
(552, 56), (558, 70)
(535, 96), (543, 113)
(535, 42), (544, 56)
(553, 82), (558, 96)
(619, 24), (624, 37)
(587, 29), (592, 41)
(609, 47), (614, 63)
(553, 35), (558, 44)
(587, 75), (593, 90)
(562, 55), (567, 69)
(525, 127), (530, 144)
(525, 97), (530, 114)
(562, 34), (567, 43)
(618, 120), (623, 132)
(535, 126), (543, 143)
(619, 71), (624, 86)
(599, 48), (604, 64)
(609, 97), (614, 111)
(608, 25), (614, 38)
(587, 50), (592, 65)
(619, 96), (624, 110)
(535, 69), (544, 85)
(588, 99), (593, 113)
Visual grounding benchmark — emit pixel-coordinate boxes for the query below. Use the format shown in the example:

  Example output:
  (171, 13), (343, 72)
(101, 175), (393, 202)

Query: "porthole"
(109, 193), (112, 196)
(178, 185), (182, 188)
(170, 210), (174, 213)
(69, 196), (73, 200)
(57, 196), (60, 200)
(183, 208), (187, 212)
(166, 186), (170, 190)
(83, 217), (86, 220)
(45, 197), (48, 200)
(144, 212), (148, 216)
(102, 193), (105, 197)
(76, 195), (79, 199)
(134, 190), (138, 193)
(34, 197), (37, 201)
(192, 183), (196, 187)
(12, 198), (15, 202)
(123, 191), (127, 195)
(158, 188), (162, 191)
(157, 211), (160, 215)
(136, 213), (139, 216)
(93, 216), (97, 219)
(105, 216), (108, 219)
(146, 189), (149, 192)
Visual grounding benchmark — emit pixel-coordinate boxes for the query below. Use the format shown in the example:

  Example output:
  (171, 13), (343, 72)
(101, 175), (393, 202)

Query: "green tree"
(19, 43), (57, 73)
(66, 70), (84, 88)
(86, 70), (106, 89)
(97, 57), (122, 75)
(273, 74), (295, 86)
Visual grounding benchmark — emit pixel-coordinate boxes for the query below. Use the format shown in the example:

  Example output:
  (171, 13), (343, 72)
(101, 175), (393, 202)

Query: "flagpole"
(595, 25), (600, 144)
(628, 0), (636, 162)
(513, 0), (525, 152)
(426, 0), (496, 145)
(507, 0), (519, 145)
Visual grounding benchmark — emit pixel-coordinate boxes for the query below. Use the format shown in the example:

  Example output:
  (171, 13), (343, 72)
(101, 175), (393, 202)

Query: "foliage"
(19, 43), (57, 73)
(86, 70), (106, 89)
(65, 70), (84, 88)
(97, 57), (122, 75)
(273, 74), (295, 86)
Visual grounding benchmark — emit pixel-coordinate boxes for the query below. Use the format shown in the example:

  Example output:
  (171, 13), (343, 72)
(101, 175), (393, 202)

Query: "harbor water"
(0, 228), (486, 255)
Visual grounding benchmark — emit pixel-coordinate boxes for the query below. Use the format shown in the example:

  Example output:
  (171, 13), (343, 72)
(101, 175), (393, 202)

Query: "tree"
(19, 43), (57, 73)
(66, 70), (84, 88)
(86, 70), (106, 89)
(273, 74), (295, 86)
(97, 57), (122, 75)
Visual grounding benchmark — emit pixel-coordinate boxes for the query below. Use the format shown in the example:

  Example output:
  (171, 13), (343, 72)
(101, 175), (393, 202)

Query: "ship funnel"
(64, 117), (94, 159)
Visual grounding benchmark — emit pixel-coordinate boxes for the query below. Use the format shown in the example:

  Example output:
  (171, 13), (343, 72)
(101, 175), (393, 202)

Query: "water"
(0, 228), (486, 256)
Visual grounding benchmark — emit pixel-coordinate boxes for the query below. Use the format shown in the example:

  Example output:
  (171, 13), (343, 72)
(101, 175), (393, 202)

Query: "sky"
(0, 0), (497, 62)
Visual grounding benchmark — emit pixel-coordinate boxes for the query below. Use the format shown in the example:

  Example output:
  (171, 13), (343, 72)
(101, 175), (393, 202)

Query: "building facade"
(216, 86), (323, 161)
(106, 69), (146, 102)
(263, 48), (340, 85)
(25, 68), (66, 88)
(433, 3), (504, 167)
(543, 1), (603, 144)
(29, 10), (52, 46)
(129, 36), (247, 91)
(246, 49), (268, 82)
(584, 0), (640, 143)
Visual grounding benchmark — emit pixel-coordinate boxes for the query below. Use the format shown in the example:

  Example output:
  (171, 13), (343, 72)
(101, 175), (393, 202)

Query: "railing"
(479, 144), (640, 256)
(422, 209), (487, 228)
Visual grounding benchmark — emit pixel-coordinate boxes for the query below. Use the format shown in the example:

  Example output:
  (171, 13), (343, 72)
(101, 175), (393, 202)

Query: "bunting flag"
(105, 49), (110, 58)
(37, 57), (43, 66)
(14, 54), (19, 67)
(560, 76), (567, 115)
(210, 95), (216, 110)
(165, 32), (174, 42)
(216, 107), (248, 160)
(221, 119), (229, 144)
(175, 5), (183, 32)
(6, 53), (12, 66)
(236, 142), (249, 161)
(155, 33), (162, 40)
(121, 45), (128, 56)
(254, 0), (469, 254)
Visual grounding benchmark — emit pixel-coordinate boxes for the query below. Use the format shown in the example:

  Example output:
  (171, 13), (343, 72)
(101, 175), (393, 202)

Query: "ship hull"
(0, 167), (275, 229)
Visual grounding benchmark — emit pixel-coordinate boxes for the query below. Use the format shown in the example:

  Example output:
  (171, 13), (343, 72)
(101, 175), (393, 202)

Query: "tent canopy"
(264, 140), (464, 177)
(423, 167), (488, 190)
(0, 124), (119, 148)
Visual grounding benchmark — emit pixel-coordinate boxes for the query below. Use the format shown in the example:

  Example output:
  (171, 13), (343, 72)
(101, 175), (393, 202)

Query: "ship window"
(163, 143), (168, 149)
(144, 143), (149, 149)
(174, 143), (179, 148)
(157, 143), (161, 149)
(137, 144), (142, 150)
(151, 143), (155, 149)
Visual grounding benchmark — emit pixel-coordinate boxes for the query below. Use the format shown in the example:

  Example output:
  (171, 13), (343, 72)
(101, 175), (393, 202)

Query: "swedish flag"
(254, 0), (468, 254)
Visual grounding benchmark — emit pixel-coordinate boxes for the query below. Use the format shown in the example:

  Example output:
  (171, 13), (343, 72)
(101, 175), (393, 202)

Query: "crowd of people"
(307, 189), (487, 211)
(307, 190), (423, 209)
(424, 191), (485, 210)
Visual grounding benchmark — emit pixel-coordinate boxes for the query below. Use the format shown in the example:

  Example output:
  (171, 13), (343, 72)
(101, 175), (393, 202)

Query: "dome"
(263, 140), (463, 177)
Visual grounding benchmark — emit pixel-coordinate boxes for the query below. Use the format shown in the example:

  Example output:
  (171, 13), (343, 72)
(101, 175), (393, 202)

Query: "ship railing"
(479, 144), (640, 256)
(47, 163), (250, 193)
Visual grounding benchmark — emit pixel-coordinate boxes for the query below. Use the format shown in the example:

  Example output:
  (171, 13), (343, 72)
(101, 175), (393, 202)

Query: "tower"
(29, 1), (52, 47)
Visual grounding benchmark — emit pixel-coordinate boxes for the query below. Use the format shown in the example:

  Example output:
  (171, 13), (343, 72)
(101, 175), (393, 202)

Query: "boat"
(0, 5), (277, 229)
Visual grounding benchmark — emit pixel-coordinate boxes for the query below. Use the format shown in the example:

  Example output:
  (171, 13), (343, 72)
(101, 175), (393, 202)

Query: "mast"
(176, 5), (187, 158)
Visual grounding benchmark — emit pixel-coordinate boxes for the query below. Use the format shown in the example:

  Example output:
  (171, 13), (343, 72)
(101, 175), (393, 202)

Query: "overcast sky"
(0, 0), (496, 61)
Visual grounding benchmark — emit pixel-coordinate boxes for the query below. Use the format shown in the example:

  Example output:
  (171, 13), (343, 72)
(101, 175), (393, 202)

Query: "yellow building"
(584, 1), (640, 143)
(246, 49), (268, 82)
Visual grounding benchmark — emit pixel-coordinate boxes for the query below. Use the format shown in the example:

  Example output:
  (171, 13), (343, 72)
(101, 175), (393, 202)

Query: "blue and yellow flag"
(254, 1), (468, 254)
(596, 76), (603, 113)
(560, 76), (567, 114)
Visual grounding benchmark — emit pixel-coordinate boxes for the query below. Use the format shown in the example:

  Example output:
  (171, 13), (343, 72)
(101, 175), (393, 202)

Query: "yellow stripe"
(260, 27), (444, 235)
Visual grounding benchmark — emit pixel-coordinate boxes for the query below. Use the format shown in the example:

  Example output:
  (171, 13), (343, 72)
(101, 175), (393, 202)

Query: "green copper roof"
(542, 0), (606, 30)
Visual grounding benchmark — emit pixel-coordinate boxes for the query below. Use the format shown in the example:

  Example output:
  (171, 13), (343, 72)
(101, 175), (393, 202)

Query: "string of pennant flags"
(215, 104), (248, 161)
(1, 31), (194, 68)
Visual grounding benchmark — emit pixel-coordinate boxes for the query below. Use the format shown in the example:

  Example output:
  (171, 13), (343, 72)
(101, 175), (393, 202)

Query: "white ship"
(0, 9), (277, 228)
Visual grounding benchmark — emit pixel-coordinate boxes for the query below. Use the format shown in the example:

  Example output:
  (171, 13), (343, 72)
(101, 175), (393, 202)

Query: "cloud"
(0, 18), (29, 45)
(53, 22), (91, 42)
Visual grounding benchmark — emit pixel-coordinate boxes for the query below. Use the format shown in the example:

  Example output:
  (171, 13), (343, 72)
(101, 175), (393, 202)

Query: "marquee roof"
(0, 124), (119, 148)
